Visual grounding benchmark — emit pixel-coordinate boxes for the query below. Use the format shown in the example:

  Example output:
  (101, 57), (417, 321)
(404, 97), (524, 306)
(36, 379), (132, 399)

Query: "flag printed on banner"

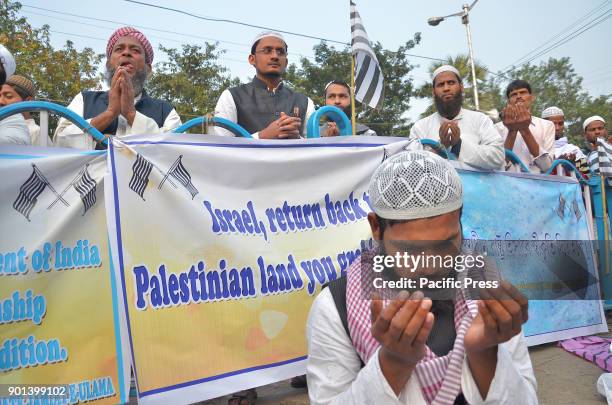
(350, 0), (384, 109)
(73, 166), (97, 215)
(129, 154), (154, 200)
(159, 155), (199, 199)
(12, 164), (66, 221)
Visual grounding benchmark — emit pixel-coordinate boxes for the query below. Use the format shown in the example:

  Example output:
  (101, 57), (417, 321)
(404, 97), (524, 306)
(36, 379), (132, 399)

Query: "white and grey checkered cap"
(368, 150), (463, 220)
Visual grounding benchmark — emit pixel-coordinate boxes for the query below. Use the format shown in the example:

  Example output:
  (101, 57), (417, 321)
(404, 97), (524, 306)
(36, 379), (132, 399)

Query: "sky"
(18, 0), (612, 122)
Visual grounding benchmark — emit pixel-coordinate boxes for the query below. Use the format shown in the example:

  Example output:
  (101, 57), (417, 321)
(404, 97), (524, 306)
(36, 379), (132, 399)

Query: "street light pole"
(462, 3), (480, 110)
(428, 0), (481, 110)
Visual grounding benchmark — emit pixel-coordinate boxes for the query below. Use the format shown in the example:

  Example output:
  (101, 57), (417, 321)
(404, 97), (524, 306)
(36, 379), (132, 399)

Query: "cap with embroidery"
(106, 27), (154, 64)
(251, 31), (286, 50)
(432, 65), (461, 82)
(583, 115), (606, 131)
(368, 150), (463, 220)
(542, 106), (564, 119)
(6, 75), (36, 98)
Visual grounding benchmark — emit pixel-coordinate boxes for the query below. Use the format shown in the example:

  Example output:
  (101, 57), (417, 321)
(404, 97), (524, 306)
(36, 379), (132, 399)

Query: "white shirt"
(306, 288), (538, 405)
(554, 137), (586, 160)
(25, 118), (40, 145)
(409, 108), (504, 170)
(495, 117), (555, 173)
(213, 88), (315, 139)
(0, 114), (30, 145)
(53, 92), (182, 149)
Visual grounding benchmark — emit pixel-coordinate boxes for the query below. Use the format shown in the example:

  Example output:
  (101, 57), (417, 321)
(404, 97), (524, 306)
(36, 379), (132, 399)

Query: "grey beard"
(104, 66), (148, 96)
(434, 92), (464, 119)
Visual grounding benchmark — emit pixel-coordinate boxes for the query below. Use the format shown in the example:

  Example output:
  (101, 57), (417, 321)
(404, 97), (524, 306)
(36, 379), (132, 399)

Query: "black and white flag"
(13, 165), (48, 221)
(129, 154), (154, 200)
(350, 0), (384, 110)
(159, 155), (199, 199)
(589, 138), (612, 177)
(73, 167), (97, 214)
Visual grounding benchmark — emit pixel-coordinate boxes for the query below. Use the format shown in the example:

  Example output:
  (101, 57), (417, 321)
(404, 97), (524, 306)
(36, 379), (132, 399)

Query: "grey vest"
(228, 77), (308, 134)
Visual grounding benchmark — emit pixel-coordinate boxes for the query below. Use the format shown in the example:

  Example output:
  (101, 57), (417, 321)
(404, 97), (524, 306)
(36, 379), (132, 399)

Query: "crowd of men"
(0, 26), (611, 405)
(0, 26), (609, 175)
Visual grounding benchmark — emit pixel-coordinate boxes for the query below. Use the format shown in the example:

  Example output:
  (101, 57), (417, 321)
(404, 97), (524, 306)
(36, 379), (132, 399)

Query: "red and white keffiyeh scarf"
(346, 249), (478, 404)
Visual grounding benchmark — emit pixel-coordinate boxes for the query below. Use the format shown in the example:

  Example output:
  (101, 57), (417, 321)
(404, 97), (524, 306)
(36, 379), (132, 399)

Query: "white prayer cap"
(251, 31), (286, 49)
(368, 150), (463, 220)
(542, 106), (564, 119)
(583, 115), (606, 131)
(0, 44), (16, 77)
(432, 65), (461, 82)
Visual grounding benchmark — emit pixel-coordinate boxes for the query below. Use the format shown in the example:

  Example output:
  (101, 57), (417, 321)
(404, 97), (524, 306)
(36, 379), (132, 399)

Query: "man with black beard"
(0, 44), (30, 145)
(321, 81), (376, 136)
(54, 27), (181, 149)
(409, 65), (504, 170)
(214, 31), (314, 139)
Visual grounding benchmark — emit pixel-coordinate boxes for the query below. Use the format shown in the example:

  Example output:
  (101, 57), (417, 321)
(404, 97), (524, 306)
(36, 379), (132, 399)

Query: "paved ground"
(133, 317), (612, 405)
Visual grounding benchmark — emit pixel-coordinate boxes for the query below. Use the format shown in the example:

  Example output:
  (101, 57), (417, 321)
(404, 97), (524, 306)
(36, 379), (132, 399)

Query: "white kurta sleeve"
(307, 289), (414, 405)
(533, 120), (555, 172)
(213, 89), (244, 138)
(458, 115), (505, 170)
(302, 97), (316, 138)
(53, 93), (98, 150)
(128, 107), (182, 135)
(461, 332), (537, 405)
(409, 119), (427, 140)
(0, 115), (31, 145)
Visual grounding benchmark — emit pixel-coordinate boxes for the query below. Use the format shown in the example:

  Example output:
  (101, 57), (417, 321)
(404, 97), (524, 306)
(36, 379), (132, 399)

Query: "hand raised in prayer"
(260, 112), (301, 139)
(107, 67), (122, 118)
(371, 290), (434, 367)
(323, 122), (339, 137)
(371, 290), (434, 395)
(464, 281), (528, 354)
(118, 68), (136, 125)
(502, 104), (531, 132)
(439, 121), (461, 147)
(560, 152), (577, 163)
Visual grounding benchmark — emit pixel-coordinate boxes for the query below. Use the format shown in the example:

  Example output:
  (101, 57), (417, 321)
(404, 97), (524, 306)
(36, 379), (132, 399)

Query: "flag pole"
(350, 55), (357, 136)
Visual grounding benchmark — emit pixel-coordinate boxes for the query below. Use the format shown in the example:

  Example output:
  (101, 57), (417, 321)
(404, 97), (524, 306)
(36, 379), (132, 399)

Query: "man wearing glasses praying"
(214, 31), (315, 139)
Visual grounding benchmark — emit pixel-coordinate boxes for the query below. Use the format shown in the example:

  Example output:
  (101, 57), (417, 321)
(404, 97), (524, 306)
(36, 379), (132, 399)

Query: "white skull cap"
(432, 65), (460, 82)
(368, 150), (463, 220)
(251, 31), (286, 49)
(0, 44), (16, 77)
(542, 106), (564, 119)
(583, 115), (606, 131)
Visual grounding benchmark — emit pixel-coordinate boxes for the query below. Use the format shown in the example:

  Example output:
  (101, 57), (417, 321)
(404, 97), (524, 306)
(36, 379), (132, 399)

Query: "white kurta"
(495, 117), (555, 173)
(53, 92), (182, 149)
(213, 88), (315, 139)
(306, 288), (538, 405)
(0, 114), (30, 145)
(554, 137), (586, 160)
(25, 118), (40, 145)
(409, 108), (505, 170)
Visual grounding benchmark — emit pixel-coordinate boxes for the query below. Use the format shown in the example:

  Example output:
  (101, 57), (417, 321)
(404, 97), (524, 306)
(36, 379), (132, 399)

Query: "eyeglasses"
(256, 47), (287, 57)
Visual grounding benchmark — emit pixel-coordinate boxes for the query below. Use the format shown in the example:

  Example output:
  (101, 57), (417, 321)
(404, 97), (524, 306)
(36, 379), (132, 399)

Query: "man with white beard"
(54, 27), (181, 149)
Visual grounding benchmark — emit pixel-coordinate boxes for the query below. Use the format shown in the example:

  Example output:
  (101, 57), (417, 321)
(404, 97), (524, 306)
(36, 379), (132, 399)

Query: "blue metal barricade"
(306, 106), (352, 138)
(0, 101), (106, 145)
(173, 116), (252, 138)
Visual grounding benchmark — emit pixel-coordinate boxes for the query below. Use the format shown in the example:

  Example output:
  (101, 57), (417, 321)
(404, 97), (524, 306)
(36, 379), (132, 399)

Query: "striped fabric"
(168, 155), (198, 199)
(346, 249), (478, 404)
(73, 167), (97, 215)
(129, 154), (153, 200)
(588, 138), (612, 177)
(13, 165), (48, 221)
(559, 336), (612, 372)
(350, 1), (384, 110)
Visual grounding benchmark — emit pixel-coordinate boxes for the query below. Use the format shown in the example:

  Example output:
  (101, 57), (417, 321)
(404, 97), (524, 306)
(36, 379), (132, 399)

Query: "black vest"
(82, 90), (174, 147)
(228, 77), (308, 134)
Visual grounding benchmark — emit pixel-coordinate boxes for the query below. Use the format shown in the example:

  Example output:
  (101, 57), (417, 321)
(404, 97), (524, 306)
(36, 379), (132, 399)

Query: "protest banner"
(0, 146), (130, 405)
(106, 134), (606, 404)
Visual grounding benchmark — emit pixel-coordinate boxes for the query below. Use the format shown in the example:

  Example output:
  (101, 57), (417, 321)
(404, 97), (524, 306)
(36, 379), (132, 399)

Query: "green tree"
(147, 43), (240, 126)
(285, 33), (422, 136)
(502, 57), (612, 145)
(0, 0), (102, 105)
(415, 54), (502, 118)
